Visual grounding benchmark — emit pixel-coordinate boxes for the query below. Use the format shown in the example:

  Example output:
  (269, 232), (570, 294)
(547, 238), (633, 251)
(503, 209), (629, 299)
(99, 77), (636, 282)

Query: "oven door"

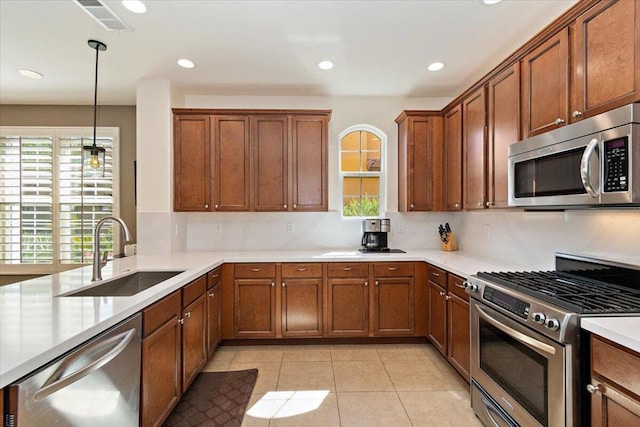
(470, 301), (566, 427)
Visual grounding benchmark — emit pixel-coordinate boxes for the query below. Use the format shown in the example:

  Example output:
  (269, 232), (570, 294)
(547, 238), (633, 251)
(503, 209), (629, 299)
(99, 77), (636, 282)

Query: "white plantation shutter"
(0, 127), (119, 274)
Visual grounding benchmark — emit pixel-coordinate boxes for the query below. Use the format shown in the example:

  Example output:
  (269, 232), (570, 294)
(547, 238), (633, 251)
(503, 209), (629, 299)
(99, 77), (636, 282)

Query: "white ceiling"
(0, 0), (578, 106)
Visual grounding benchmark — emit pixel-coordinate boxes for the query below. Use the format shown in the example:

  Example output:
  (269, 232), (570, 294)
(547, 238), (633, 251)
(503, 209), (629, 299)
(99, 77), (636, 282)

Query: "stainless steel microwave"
(508, 103), (640, 208)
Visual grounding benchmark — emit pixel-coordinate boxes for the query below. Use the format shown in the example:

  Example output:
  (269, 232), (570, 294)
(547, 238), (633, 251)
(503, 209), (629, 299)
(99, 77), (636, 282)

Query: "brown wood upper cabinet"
(396, 111), (443, 211)
(572, 0), (640, 121)
(463, 86), (488, 210)
(487, 62), (520, 208)
(173, 109), (331, 212)
(443, 104), (463, 211)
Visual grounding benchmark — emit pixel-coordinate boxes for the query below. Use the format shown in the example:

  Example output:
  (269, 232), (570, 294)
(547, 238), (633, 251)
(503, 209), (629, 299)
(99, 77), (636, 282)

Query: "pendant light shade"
(83, 40), (107, 174)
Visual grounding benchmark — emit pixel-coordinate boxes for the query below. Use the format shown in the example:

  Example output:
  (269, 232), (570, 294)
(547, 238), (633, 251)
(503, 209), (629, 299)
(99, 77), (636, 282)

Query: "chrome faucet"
(92, 216), (132, 281)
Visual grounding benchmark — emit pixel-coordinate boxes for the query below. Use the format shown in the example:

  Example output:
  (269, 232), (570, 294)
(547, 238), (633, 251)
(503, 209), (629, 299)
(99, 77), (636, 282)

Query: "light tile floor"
(202, 343), (483, 426)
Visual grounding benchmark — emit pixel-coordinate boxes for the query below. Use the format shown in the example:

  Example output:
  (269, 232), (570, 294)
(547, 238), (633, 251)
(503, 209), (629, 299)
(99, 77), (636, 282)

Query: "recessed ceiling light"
(177, 59), (195, 69)
(427, 62), (445, 72)
(122, 0), (146, 14)
(318, 60), (334, 70)
(18, 69), (43, 79)
(483, 0), (502, 5)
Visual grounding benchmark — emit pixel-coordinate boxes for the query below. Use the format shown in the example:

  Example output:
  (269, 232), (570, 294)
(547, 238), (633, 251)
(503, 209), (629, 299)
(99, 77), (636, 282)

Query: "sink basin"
(63, 271), (184, 297)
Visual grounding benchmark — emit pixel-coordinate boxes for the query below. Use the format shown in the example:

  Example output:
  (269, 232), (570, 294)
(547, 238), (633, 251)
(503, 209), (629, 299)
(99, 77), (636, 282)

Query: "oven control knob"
(532, 312), (546, 324)
(545, 318), (560, 331)
(463, 281), (478, 293)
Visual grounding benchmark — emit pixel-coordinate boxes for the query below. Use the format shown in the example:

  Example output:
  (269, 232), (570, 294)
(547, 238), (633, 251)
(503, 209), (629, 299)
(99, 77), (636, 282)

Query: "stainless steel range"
(465, 253), (640, 427)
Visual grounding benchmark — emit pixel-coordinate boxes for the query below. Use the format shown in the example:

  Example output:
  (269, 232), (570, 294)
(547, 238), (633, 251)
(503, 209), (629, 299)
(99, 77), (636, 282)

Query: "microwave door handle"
(580, 138), (600, 198)
(33, 328), (136, 401)
(475, 304), (556, 355)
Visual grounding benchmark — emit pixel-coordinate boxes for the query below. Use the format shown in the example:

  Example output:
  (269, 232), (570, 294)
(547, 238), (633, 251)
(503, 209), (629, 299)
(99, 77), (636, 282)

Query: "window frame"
(0, 126), (120, 275)
(338, 124), (386, 220)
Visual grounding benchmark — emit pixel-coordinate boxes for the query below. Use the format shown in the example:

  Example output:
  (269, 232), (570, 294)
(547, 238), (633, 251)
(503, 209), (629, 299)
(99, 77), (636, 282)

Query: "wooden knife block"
(441, 232), (458, 252)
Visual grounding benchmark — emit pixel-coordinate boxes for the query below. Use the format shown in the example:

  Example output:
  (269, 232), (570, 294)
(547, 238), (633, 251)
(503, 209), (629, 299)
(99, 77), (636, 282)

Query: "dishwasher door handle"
(34, 328), (136, 401)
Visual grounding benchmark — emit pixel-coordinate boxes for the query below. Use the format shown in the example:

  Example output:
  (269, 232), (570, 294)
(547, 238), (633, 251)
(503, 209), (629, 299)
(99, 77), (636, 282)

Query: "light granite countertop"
(1, 249), (637, 388)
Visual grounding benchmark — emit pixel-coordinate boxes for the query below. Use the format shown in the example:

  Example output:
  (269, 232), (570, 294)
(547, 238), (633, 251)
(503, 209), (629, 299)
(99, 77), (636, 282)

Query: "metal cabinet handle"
(296, 267), (307, 272)
(284, 204), (287, 209)
(205, 204), (209, 209)
(375, 281), (379, 286)
(455, 283), (465, 289)
(555, 118), (565, 125)
(454, 203), (460, 208)
(282, 282), (286, 287)
(485, 201), (490, 207)
(388, 267), (399, 271)
(293, 204), (297, 209)
(208, 292), (215, 297)
(410, 203), (415, 208)
(572, 110), (583, 118)
(343, 267), (353, 271)
(445, 295), (451, 301)
(210, 273), (220, 278)
(271, 282), (275, 287)
(432, 272), (440, 277)
(364, 281), (368, 287)
(439, 291), (445, 297)
(251, 268), (261, 272)
(586, 384), (599, 394)
(214, 204), (219, 209)
(179, 318), (184, 325)
(185, 312), (191, 318)
(476, 202), (484, 207)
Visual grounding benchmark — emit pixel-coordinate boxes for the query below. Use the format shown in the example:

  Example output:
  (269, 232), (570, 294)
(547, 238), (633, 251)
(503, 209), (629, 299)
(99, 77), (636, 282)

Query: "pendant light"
(83, 39), (107, 174)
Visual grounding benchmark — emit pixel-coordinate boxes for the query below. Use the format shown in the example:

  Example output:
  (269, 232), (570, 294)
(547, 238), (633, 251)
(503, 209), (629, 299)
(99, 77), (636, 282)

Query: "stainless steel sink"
(63, 271), (184, 297)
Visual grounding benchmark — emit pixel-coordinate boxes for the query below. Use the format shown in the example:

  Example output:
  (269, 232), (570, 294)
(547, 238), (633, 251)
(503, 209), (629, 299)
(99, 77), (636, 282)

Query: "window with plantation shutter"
(0, 127), (119, 274)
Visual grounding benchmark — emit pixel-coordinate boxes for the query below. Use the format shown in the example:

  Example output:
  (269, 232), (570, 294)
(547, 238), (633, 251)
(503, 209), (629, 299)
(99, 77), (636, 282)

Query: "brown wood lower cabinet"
(373, 262), (415, 336)
(234, 263), (277, 338)
(281, 263), (323, 337)
(141, 291), (182, 427)
(181, 276), (207, 391)
(589, 335), (640, 426)
(427, 265), (470, 383)
(206, 267), (222, 357)
(327, 262), (369, 337)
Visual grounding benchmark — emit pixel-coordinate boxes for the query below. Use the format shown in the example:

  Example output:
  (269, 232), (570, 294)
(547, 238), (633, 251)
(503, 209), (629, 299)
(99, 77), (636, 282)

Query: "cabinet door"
(428, 281), (447, 356)
(463, 87), (487, 210)
(373, 277), (415, 336)
(444, 105), (463, 211)
(281, 278), (323, 337)
(206, 283), (221, 358)
(142, 292), (181, 427)
(522, 28), (570, 137)
(235, 278), (276, 338)
(590, 380), (640, 427)
(573, 0), (640, 120)
(182, 294), (207, 392)
(212, 115), (250, 211)
(488, 62), (520, 208)
(174, 115), (210, 211)
(447, 293), (470, 383)
(327, 277), (369, 336)
(291, 115), (328, 211)
(252, 115), (288, 211)
(406, 116), (433, 211)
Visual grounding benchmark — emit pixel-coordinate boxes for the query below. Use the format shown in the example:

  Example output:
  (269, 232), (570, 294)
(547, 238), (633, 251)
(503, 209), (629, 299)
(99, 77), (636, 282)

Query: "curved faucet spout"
(92, 216), (132, 281)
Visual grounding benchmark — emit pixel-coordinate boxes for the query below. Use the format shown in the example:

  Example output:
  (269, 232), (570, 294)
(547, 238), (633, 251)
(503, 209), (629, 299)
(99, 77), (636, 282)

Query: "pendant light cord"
(92, 43), (99, 148)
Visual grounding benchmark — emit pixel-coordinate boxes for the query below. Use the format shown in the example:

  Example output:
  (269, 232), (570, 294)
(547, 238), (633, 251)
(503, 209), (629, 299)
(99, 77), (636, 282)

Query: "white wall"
(135, 85), (640, 270)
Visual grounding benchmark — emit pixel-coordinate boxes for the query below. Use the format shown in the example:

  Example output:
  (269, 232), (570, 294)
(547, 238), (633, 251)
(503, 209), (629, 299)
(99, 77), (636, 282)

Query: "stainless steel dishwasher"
(5, 313), (142, 426)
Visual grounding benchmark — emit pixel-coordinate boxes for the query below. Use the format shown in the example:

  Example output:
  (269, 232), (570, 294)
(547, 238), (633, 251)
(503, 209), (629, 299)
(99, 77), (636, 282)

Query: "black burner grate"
(477, 271), (640, 314)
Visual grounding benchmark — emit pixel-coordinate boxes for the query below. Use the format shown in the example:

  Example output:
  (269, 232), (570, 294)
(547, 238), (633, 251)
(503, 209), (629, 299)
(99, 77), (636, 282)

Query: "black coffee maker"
(360, 219), (390, 251)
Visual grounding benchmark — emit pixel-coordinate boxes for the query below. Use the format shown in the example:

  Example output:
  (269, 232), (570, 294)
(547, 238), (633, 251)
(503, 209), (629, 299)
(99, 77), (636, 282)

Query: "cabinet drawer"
(282, 263), (322, 278)
(373, 262), (414, 277)
(327, 262), (369, 277)
(429, 265), (447, 286)
(592, 336), (640, 395)
(183, 275), (206, 307)
(143, 290), (181, 337)
(448, 274), (468, 301)
(207, 266), (222, 289)
(235, 263), (276, 278)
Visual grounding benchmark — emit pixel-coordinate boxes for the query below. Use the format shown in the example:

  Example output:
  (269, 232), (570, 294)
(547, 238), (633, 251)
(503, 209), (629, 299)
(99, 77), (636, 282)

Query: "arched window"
(339, 125), (385, 218)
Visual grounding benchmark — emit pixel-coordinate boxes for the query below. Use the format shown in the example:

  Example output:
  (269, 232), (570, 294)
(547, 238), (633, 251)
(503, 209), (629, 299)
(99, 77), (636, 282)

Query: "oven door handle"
(476, 304), (556, 355)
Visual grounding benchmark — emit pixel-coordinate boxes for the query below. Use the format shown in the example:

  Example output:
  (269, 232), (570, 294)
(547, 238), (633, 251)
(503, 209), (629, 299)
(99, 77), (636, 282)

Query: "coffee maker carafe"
(361, 219), (390, 251)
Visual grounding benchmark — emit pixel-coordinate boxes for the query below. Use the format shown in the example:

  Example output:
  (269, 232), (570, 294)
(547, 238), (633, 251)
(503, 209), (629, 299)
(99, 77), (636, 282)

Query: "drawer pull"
(445, 295), (451, 301)
(455, 283), (465, 289)
(250, 268), (261, 272)
(210, 274), (220, 278)
(343, 267), (353, 271)
(387, 267), (399, 271)
(185, 312), (191, 318)
(179, 318), (184, 325)
(432, 272), (440, 277)
(208, 292), (215, 297)
(586, 384), (599, 394)
(439, 291), (445, 297)
(296, 267), (307, 272)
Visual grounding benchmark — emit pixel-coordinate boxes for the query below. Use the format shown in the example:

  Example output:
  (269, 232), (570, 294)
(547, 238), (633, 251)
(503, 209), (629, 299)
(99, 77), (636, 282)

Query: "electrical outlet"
(287, 222), (295, 233)
(175, 224), (180, 236)
(484, 224), (490, 239)
(215, 223), (222, 233)
(397, 223), (404, 233)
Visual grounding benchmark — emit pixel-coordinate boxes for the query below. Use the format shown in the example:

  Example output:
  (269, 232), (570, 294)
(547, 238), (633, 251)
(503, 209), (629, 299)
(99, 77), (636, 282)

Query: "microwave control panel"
(603, 137), (629, 192)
